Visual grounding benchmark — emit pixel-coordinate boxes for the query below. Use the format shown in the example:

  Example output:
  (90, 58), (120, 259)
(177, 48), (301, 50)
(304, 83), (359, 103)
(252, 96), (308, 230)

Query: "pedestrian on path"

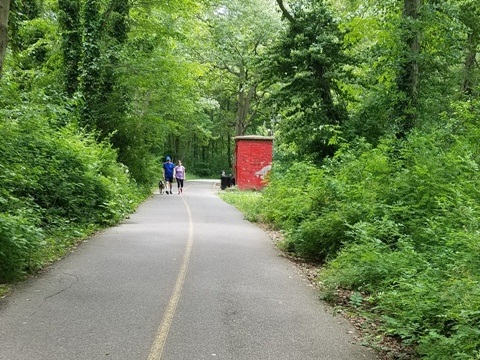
(174, 160), (186, 194)
(163, 156), (175, 194)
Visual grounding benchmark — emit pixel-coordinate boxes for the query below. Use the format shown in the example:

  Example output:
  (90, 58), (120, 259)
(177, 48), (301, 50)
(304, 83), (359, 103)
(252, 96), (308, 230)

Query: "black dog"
(158, 180), (165, 194)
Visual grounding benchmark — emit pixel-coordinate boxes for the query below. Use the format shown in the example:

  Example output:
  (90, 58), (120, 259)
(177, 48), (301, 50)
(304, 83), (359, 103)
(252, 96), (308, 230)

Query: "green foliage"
(320, 231), (423, 293)
(260, 105), (480, 356)
(204, 0), (282, 133)
(8, 0), (42, 53)
(261, 162), (324, 231)
(260, 0), (348, 162)
(79, 0), (102, 131)
(120, 0), (213, 180)
(2, 0), (480, 358)
(193, 161), (214, 177)
(0, 107), (142, 282)
(58, 0), (82, 95)
(0, 212), (44, 282)
(262, 139), (394, 260)
(317, 129), (480, 357)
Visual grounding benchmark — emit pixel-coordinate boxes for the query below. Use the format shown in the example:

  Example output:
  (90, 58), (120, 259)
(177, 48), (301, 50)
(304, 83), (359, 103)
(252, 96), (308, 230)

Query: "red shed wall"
(235, 138), (273, 190)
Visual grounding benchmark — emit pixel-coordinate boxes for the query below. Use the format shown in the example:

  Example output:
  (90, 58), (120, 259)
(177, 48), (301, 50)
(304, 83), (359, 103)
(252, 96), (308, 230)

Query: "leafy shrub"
(262, 138), (394, 260)
(0, 212), (44, 282)
(0, 111), (141, 281)
(291, 211), (351, 260)
(261, 162), (324, 231)
(319, 221), (423, 293)
(316, 127), (480, 358)
(262, 123), (480, 358)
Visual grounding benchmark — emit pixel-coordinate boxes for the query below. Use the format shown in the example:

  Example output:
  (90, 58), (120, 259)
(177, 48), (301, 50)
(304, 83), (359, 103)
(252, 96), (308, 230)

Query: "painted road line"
(148, 197), (194, 360)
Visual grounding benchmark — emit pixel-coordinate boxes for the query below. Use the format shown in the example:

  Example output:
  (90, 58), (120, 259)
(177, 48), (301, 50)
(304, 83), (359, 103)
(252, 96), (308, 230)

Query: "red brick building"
(234, 136), (274, 190)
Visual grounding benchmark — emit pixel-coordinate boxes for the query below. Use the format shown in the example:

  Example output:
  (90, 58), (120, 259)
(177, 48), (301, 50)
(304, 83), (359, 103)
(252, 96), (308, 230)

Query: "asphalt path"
(0, 180), (377, 360)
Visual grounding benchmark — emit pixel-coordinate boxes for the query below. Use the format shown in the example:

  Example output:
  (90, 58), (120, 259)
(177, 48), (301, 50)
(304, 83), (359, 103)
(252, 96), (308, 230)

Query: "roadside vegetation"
(2, 0), (480, 358)
(220, 119), (480, 359)
(0, 114), (146, 283)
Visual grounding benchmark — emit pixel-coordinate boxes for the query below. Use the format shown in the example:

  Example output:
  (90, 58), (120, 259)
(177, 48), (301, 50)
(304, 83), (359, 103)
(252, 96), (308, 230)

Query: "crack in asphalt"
(28, 273), (79, 318)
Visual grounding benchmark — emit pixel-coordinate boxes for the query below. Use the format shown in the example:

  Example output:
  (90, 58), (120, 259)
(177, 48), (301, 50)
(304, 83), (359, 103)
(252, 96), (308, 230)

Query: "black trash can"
(221, 175), (227, 190)
(221, 174), (232, 190)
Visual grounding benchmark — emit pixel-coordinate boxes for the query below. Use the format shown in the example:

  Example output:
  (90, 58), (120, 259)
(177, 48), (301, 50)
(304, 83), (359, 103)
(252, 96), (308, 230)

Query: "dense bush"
(0, 113), (142, 282)
(0, 212), (44, 282)
(262, 139), (394, 259)
(260, 123), (480, 358)
(261, 162), (324, 232)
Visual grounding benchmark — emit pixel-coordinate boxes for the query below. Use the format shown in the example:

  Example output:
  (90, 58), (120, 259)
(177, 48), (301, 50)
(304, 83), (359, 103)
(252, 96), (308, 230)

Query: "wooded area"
(1, 0), (479, 358)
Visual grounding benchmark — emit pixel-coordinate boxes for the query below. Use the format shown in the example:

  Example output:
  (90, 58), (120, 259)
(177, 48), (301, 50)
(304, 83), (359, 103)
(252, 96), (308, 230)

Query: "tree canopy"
(1, 0), (480, 357)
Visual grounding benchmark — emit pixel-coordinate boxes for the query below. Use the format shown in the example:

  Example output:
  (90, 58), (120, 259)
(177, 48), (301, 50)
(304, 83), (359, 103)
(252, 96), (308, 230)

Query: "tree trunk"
(275, 0), (294, 23)
(80, 0), (102, 130)
(462, 30), (478, 95)
(404, 0), (421, 101)
(235, 83), (245, 136)
(58, 0), (82, 95)
(235, 64), (257, 136)
(235, 83), (257, 136)
(235, 84), (256, 136)
(0, 0), (10, 78)
(396, 0), (421, 137)
(227, 133), (232, 170)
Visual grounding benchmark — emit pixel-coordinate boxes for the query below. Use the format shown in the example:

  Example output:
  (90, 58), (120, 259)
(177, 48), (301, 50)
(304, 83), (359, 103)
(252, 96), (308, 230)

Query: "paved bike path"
(0, 180), (377, 360)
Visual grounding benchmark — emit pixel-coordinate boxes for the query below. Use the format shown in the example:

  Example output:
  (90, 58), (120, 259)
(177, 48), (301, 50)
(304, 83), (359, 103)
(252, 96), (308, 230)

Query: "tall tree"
(58, 0), (82, 96)
(204, 0), (282, 136)
(79, 0), (131, 135)
(115, 0), (211, 179)
(395, 0), (422, 137)
(263, 0), (348, 161)
(0, 0), (9, 78)
(79, 0), (102, 130)
(458, 0), (480, 95)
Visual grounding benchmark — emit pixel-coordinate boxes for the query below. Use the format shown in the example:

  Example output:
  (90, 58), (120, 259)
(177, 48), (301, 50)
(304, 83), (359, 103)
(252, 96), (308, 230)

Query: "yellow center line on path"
(147, 197), (194, 360)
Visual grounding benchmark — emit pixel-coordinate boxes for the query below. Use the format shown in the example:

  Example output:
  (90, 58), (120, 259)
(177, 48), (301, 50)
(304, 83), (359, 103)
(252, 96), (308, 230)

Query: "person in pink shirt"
(174, 160), (186, 194)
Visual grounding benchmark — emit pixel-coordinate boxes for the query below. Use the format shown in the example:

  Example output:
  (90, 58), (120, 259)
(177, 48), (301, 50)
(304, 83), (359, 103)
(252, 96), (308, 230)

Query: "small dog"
(158, 180), (165, 194)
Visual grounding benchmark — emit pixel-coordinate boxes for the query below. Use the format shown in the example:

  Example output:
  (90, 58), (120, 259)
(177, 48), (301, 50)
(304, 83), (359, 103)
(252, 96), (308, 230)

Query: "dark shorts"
(165, 176), (173, 183)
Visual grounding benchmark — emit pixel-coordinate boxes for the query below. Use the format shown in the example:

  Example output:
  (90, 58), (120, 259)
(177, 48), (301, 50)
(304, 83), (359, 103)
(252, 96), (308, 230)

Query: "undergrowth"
(0, 115), (147, 283)
(221, 123), (480, 359)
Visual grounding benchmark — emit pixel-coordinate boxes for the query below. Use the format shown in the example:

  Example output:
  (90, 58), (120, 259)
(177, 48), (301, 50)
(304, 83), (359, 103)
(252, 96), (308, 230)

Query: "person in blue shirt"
(162, 156), (175, 194)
